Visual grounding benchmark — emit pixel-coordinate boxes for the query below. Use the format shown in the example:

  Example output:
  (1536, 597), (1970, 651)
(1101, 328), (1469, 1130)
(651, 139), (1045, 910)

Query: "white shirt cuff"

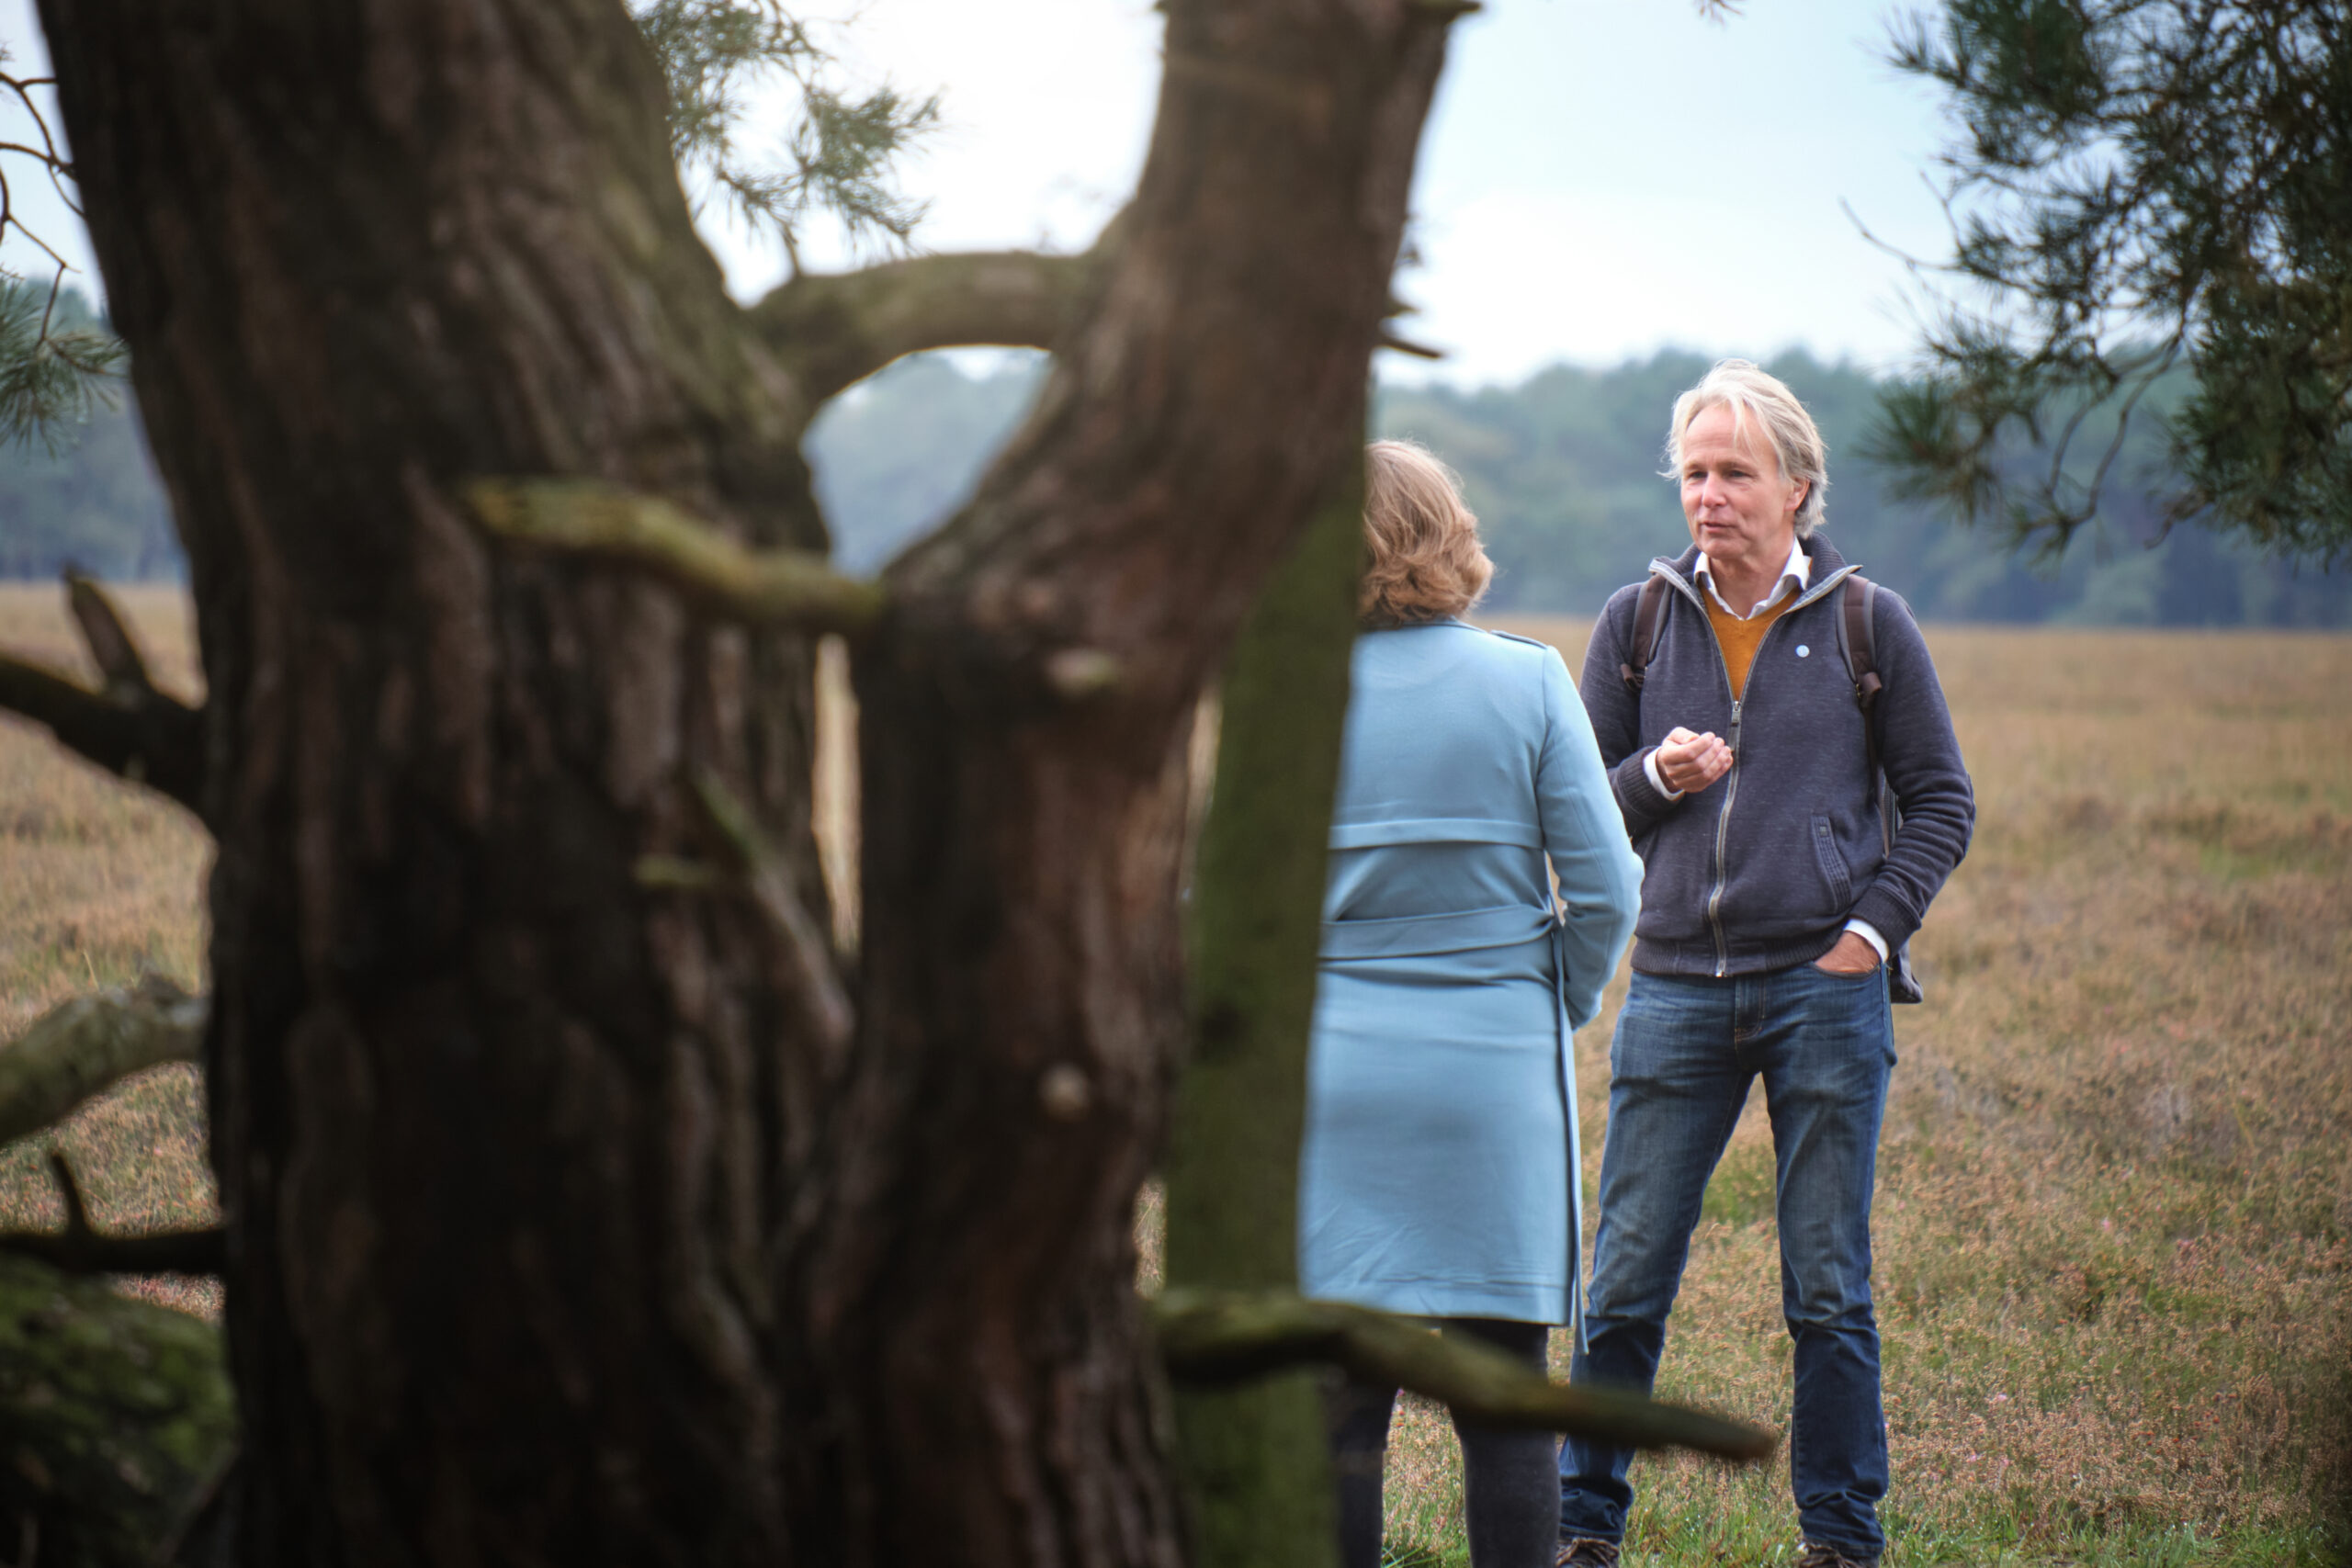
(1842, 919), (1888, 962)
(1643, 749), (1685, 801)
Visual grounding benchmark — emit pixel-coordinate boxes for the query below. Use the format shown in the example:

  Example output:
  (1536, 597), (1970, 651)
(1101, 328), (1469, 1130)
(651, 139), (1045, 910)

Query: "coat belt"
(1317, 902), (1558, 961)
(1317, 899), (1589, 1347)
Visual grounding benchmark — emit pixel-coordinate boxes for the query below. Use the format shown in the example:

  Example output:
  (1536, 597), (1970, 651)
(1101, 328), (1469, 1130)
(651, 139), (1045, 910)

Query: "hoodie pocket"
(1810, 815), (1853, 908)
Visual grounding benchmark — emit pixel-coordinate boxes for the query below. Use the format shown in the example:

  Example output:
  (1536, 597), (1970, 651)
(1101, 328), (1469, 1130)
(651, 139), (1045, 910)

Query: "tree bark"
(794, 7), (1453, 1562)
(749, 249), (1103, 420)
(40, 2), (829, 1560)
(35, 0), (1456, 1563)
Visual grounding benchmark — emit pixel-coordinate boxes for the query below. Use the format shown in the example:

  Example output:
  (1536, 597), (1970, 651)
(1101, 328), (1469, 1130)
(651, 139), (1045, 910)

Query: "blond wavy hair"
(1664, 359), (1831, 536)
(1360, 440), (1494, 628)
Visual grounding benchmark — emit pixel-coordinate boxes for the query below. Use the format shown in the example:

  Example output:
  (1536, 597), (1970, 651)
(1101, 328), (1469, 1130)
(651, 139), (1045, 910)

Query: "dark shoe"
(1795, 1543), (1878, 1568)
(1555, 1540), (1621, 1568)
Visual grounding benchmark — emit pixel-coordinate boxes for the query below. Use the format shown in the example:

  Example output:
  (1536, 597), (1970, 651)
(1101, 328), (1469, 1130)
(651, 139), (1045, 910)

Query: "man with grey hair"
(1555, 360), (1974, 1568)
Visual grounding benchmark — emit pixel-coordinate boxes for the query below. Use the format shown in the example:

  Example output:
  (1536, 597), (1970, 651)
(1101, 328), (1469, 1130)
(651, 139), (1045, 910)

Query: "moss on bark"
(0, 1253), (232, 1565)
(1164, 459), (1364, 1568)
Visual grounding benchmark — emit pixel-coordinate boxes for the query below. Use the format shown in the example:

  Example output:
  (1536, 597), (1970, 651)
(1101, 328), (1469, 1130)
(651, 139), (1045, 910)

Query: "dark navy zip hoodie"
(1576, 532), (1975, 983)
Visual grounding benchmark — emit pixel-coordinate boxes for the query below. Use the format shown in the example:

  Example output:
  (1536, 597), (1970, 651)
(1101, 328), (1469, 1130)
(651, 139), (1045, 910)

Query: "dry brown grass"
(0, 584), (216, 1315)
(1, 588), (2345, 1561)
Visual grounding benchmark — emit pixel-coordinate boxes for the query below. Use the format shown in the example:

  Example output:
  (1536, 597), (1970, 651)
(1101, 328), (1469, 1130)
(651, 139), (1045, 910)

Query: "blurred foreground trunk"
(32, 0), (1450, 1562)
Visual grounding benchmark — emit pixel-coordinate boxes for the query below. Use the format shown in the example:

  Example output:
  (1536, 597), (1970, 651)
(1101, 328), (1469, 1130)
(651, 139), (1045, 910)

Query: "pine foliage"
(0, 46), (123, 452)
(632, 0), (937, 271)
(0, 6), (937, 455)
(0, 275), (122, 452)
(1872, 0), (2352, 564)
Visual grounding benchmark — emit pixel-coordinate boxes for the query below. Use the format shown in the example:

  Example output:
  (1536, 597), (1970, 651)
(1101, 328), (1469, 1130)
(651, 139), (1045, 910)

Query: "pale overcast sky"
(0, 0), (1960, 388)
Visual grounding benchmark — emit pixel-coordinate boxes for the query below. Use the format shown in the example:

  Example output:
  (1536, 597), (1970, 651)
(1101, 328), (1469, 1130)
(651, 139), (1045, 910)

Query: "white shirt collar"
(1696, 535), (1809, 620)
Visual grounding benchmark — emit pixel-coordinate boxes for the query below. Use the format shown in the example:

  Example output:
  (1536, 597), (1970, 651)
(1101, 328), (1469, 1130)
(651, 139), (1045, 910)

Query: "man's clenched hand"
(1655, 726), (1734, 795)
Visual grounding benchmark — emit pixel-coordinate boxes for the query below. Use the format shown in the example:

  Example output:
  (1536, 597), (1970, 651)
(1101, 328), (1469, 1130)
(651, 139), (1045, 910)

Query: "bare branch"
(466, 478), (885, 634)
(1153, 1289), (1776, 1462)
(1375, 329), (1443, 360)
(0, 977), (206, 1148)
(749, 247), (1101, 413)
(0, 1152), (225, 1275)
(0, 575), (206, 815)
(0, 75), (68, 168)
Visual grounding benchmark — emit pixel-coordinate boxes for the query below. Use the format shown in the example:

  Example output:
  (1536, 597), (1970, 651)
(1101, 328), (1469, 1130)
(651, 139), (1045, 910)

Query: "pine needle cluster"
(1870, 0), (2352, 565)
(0, 274), (120, 453)
(632, 0), (937, 274)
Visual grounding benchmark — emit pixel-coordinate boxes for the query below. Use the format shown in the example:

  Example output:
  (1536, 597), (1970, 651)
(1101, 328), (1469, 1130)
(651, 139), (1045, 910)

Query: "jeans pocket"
(1810, 815), (1853, 909)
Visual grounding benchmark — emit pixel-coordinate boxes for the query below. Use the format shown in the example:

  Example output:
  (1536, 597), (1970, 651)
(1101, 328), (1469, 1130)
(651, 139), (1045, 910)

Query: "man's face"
(1679, 403), (1807, 578)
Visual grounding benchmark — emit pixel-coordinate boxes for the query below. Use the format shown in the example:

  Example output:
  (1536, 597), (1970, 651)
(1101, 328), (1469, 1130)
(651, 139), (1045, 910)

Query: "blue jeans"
(1557, 964), (1894, 1561)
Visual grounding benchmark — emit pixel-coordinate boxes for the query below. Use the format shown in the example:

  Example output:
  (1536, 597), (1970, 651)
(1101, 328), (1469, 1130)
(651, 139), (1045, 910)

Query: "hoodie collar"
(1652, 531), (1856, 610)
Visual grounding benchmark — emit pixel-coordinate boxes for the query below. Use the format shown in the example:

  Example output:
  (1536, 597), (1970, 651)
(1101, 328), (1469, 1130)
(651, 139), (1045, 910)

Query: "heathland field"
(0, 584), (2346, 1564)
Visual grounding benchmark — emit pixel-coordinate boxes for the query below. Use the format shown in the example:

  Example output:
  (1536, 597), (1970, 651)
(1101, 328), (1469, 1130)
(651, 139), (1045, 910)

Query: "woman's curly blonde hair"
(1359, 440), (1494, 629)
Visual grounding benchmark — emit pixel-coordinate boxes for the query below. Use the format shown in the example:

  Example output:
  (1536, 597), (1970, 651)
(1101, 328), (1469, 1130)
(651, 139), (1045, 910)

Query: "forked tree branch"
(0, 976), (206, 1148)
(751, 244), (1450, 412)
(1154, 1289), (1776, 1461)
(749, 247), (1102, 415)
(467, 478), (886, 634)
(0, 1152), (225, 1275)
(0, 574), (205, 816)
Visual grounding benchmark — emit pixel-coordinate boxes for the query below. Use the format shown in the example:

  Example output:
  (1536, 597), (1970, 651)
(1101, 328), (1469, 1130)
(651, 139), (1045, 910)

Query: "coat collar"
(1650, 530), (1856, 612)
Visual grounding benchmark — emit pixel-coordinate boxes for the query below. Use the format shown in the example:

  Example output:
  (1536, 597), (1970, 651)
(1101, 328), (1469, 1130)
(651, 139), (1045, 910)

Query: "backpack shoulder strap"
(1840, 573), (1883, 713)
(1619, 574), (1672, 694)
(1840, 573), (1885, 775)
(1841, 570), (1896, 829)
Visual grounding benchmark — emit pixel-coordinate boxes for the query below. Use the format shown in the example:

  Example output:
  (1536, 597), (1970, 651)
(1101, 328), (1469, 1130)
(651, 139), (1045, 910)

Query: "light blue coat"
(1297, 620), (1643, 1325)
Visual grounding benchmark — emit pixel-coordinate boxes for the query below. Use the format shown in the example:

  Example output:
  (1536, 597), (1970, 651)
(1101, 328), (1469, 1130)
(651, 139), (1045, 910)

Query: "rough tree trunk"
(42, 3), (829, 1558)
(34, 0), (1453, 1562)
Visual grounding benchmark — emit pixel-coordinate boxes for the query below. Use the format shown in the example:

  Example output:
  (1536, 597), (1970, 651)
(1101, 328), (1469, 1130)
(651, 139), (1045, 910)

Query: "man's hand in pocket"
(1813, 931), (1883, 976)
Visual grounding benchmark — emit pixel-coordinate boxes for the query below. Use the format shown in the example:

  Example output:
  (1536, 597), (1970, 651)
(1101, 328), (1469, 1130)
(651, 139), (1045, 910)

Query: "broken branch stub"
(0, 978), (206, 1149)
(63, 571), (158, 697)
(0, 574), (207, 816)
(466, 478), (886, 635)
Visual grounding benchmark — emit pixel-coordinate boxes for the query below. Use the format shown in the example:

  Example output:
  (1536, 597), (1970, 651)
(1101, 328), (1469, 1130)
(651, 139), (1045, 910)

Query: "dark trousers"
(1557, 965), (1894, 1561)
(1327, 1316), (1555, 1568)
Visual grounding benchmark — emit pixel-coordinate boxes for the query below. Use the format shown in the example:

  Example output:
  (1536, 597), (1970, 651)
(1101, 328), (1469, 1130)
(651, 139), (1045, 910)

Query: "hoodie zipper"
(1647, 558), (1857, 977)
(1706, 695), (1742, 975)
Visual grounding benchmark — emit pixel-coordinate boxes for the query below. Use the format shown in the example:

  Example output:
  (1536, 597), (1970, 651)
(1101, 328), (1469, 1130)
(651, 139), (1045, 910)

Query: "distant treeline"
(11, 341), (2350, 626)
(0, 287), (179, 582)
(1381, 350), (2351, 626)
